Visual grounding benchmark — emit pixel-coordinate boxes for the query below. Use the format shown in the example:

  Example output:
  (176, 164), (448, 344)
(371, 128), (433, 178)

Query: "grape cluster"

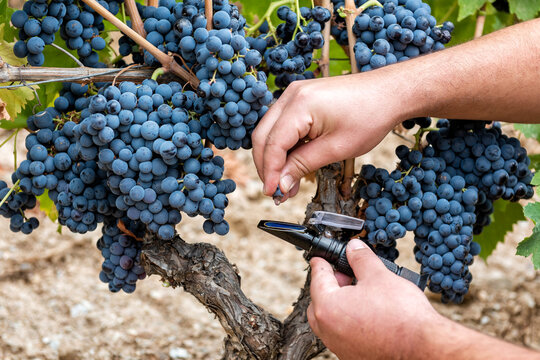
(330, 0), (452, 71)
(12, 0), (119, 66)
(359, 120), (534, 303)
(0, 180), (39, 234)
(11, 0), (65, 65)
(74, 80), (235, 239)
(59, 0), (117, 67)
(97, 218), (146, 293)
(174, 1), (273, 150)
(428, 120), (534, 234)
(266, 6), (331, 77)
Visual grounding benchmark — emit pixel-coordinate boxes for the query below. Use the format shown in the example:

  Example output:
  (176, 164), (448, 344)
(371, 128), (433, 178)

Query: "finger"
(261, 110), (314, 196)
(251, 106), (283, 182)
(274, 180), (300, 204)
(335, 271), (353, 287)
(309, 257), (340, 306)
(306, 304), (321, 336)
(345, 239), (387, 282)
(251, 89), (294, 182)
(278, 135), (348, 194)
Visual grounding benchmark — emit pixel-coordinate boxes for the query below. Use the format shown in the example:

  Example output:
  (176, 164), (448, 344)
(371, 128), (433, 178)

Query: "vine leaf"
(0, 86), (35, 121)
(474, 200), (525, 260)
(0, 26), (36, 121)
(457, 0), (491, 20)
(516, 226), (540, 269)
(38, 190), (58, 223)
(507, 0), (540, 20)
(518, 200), (540, 269)
(529, 154), (540, 170)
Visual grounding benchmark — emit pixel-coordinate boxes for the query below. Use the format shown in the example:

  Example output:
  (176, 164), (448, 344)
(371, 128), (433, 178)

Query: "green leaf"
(38, 190), (58, 223)
(457, 0), (490, 20)
(524, 202), (540, 222)
(474, 200), (525, 260)
(0, 116), (28, 130)
(507, 0), (540, 20)
(516, 224), (540, 269)
(0, 86), (35, 121)
(329, 41), (353, 77)
(0, 25), (26, 66)
(529, 153), (540, 170)
(531, 172), (540, 186)
(514, 123), (540, 142)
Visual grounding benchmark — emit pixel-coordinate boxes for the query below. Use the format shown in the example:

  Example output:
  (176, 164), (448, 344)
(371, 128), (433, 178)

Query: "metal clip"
(308, 211), (365, 231)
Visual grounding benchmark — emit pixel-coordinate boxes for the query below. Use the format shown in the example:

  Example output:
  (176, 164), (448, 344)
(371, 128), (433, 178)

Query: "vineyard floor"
(0, 128), (538, 359)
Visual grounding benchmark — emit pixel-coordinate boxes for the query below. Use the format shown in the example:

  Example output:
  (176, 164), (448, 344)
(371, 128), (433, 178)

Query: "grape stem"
(355, 0), (383, 16)
(13, 128), (18, 171)
(79, 0), (200, 87)
(50, 43), (85, 67)
(151, 67), (165, 81)
(0, 130), (19, 149)
(0, 179), (20, 208)
(413, 127), (439, 150)
(292, 0), (306, 39)
(147, 0), (158, 7)
(245, 0), (294, 37)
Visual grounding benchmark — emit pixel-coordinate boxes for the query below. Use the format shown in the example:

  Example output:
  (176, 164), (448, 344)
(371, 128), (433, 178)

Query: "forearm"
(399, 18), (540, 123)
(413, 313), (540, 360)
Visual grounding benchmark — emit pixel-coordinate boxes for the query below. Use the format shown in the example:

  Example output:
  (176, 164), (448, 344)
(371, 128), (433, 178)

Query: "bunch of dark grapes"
(11, 0), (66, 65)
(0, 181), (39, 234)
(74, 80), (235, 239)
(358, 120), (534, 303)
(59, 0), (118, 67)
(97, 218), (146, 293)
(428, 120), (534, 234)
(329, 0), (452, 71)
(12, 0), (121, 67)
(267, 6), (331, 74)
(173, 0), (273, 150)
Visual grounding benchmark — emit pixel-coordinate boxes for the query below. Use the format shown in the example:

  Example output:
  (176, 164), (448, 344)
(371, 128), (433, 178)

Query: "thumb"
(279, 136), (339, 193)
(346, 239), (388, 282)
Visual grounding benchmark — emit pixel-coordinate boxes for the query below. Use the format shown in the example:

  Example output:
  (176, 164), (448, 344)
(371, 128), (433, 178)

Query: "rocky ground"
(0, 129), (538, 360)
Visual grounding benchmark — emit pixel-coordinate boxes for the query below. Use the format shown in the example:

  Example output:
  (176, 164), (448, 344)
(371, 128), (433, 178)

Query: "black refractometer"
(258, 211), (428, 290)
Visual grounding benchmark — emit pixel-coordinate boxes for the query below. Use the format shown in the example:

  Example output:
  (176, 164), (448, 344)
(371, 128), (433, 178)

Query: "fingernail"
(280, 174), (294, 193)
(348, 239), (367, 251)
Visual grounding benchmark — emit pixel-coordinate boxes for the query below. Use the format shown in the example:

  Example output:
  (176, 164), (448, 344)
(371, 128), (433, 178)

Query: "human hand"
(307, 239), (440, 360)
(252, 72), (411, 200)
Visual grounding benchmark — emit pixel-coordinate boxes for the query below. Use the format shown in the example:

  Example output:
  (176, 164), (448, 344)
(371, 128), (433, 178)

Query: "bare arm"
(252, 19), (540, 198)
(307, 240), (540, 360)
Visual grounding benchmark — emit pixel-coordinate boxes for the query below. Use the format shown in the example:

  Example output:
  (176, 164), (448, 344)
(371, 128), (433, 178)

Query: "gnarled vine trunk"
(141, 161), (361, 360)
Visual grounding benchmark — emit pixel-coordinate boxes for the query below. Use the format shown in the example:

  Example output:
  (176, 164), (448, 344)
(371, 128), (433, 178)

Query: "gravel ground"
(0, 129), (538, 359)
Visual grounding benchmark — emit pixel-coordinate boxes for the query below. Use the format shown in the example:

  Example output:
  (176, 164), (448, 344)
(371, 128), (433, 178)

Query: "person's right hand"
(307, 239), (441, 360)
(251, 70), (413, 199)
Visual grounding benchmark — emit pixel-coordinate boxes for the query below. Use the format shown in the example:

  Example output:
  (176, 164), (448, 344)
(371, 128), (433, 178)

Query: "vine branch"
(474, 5), (486, 39)
(205, 0), (213, 31)
(124, 0), (147, 38)
(79, 0), (200, 87)
(317, 0), (332, 78)
(141, 233), (283, 360)
(0, 62), (178, 86)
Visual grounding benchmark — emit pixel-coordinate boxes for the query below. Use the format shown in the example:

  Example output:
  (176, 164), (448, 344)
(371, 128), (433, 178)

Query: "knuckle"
(313, 306), (327, 323)
(288, 153), (312, 177)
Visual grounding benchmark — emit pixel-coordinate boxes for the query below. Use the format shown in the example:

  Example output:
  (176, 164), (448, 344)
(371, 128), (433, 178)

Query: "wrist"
(402, 310), (450, 360)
